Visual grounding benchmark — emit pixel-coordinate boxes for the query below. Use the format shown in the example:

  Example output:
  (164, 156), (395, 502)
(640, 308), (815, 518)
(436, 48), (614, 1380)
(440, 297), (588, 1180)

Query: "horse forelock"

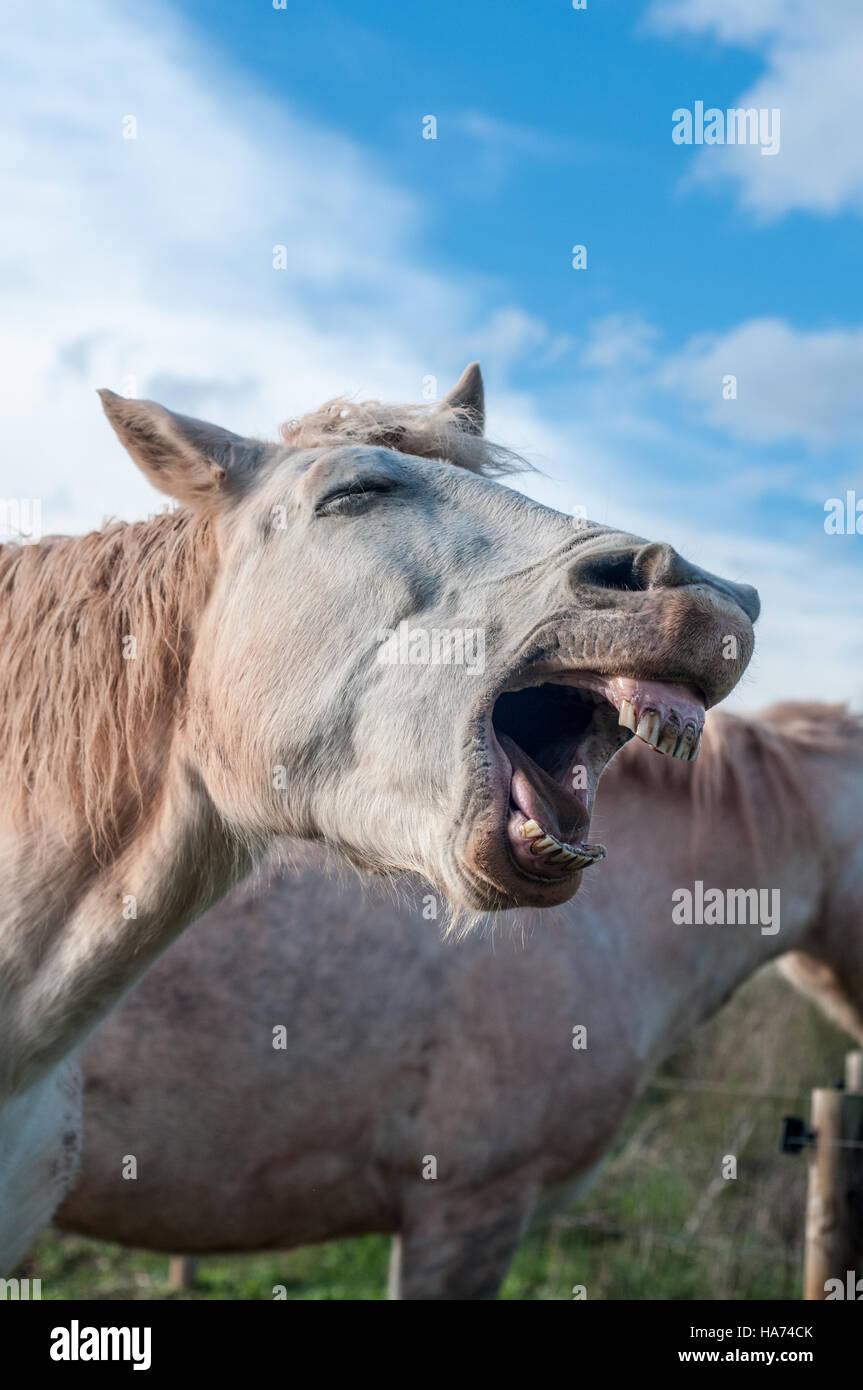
(279, 396), (528, 478)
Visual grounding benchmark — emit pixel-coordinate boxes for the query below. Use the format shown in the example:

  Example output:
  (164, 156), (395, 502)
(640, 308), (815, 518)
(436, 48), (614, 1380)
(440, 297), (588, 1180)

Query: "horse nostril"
(568, 541), (760, 622)
(631, 542), (691, 589)
(569, 542), (683, 593)
(633, 546), (761, 621)
(569, 550), (648, 593)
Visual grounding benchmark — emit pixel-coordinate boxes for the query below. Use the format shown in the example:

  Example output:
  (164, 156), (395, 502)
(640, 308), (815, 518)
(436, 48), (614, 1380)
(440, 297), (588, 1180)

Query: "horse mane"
(0, 509), (217, 860)
(602, 701), (863, 855)
(750, 699), (863, 751)
(280, 395), (527, 477)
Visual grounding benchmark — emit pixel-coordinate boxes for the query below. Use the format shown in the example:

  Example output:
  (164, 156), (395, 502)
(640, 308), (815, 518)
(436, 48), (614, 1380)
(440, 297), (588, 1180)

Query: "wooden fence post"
(168, 1255), (198, 1290)
(846, 1051), (863, 1094)
(803, 1051), (863, 1300)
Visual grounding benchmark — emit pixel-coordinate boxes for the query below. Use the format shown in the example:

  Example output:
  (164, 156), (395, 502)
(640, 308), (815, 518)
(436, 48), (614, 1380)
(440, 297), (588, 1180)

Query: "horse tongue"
(498, 734), (588, 843)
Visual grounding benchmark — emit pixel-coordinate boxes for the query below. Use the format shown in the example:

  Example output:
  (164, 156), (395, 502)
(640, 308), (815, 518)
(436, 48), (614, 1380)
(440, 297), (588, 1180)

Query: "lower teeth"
(518, 819), (606, 870)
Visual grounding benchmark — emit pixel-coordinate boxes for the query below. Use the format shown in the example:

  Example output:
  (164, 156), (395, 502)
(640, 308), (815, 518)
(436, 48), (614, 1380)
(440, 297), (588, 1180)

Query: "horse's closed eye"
(314, 478), (398, 517)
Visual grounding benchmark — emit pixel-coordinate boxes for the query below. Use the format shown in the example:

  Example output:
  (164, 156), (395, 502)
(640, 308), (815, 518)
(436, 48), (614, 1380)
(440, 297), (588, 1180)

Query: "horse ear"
(441, 362), (485, 435)
(98, 391), (268, 509)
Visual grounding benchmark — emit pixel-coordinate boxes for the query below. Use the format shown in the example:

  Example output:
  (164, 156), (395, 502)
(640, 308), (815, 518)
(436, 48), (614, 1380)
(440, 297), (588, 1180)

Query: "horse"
(0, 364), (757, 1266)
(58, 701), (861, 1299)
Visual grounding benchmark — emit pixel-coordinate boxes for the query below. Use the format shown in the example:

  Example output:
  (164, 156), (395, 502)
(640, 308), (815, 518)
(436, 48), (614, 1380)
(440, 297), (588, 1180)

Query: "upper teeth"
(618, 699), (637, 732)
(618, 700), (702, 761)
(519, 819), (606, 869)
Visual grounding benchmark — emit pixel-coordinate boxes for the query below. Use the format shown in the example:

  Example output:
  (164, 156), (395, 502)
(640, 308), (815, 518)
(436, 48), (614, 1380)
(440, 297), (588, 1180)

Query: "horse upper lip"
(552, 673), (707, 762)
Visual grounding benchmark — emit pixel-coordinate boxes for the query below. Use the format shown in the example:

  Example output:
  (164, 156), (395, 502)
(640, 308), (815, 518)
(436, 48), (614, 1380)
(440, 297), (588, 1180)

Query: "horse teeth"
(520, 821), (607, 869)
(687, 730), (703, 762)
(574, 844), (607, 868)
(531, 836), (559, 855)
(674, 724), (698, 760)
(618, 698), (636, 732)
(519, 819), (545, 839)
(657, 726), (680, 756)
(635, 711), (661, 748)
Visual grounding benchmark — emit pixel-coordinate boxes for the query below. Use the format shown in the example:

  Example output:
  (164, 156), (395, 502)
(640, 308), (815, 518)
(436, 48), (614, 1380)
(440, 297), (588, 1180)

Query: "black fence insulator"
(781, 1115), (815, 1155)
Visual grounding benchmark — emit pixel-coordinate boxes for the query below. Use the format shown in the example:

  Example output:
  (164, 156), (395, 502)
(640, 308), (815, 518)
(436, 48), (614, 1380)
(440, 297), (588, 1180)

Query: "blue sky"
(176, 0), (860, 337)
(1, 0), (861, 706)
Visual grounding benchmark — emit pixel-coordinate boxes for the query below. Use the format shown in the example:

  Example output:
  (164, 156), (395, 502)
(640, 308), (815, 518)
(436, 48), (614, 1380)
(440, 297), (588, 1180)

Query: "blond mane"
(0, 510), (217, 860)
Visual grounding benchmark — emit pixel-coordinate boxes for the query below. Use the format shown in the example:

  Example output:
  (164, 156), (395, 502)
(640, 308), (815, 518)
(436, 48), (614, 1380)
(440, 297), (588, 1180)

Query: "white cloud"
(455, 111), (576, 162)
(0, 0), (507, 535)
(647, 0), (863, 218)
(647, 0), (809, 46)
(655, 316), (863, 445)
(580, 314), (660, 370)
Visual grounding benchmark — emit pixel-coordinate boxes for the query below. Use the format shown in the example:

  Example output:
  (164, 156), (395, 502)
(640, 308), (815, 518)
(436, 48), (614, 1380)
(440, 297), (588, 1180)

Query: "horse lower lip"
(504, 800), (605, 878)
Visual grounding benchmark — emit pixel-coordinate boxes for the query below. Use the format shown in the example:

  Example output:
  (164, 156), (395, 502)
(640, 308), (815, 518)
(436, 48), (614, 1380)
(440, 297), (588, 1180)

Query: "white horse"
(0, 364), (758, 1267)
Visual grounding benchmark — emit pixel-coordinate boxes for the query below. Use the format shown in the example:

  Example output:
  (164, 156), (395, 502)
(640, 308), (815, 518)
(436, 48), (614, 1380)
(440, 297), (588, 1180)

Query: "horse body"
(59, 705), (862, 1298)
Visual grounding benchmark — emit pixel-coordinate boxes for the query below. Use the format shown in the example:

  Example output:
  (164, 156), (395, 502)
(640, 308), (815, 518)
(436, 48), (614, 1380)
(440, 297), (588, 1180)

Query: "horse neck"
(0, 514), (251, 1099)
(1, 757), (253, 1100)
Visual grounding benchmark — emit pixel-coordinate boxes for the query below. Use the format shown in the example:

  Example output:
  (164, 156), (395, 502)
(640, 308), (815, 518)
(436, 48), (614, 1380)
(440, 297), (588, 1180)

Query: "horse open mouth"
(490, 673), (706, 883)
